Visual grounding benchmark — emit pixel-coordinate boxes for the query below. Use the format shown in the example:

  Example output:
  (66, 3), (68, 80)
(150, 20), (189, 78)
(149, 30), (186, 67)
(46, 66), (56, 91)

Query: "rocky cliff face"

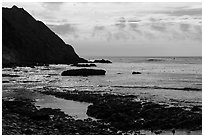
(2, 5), (87, 67)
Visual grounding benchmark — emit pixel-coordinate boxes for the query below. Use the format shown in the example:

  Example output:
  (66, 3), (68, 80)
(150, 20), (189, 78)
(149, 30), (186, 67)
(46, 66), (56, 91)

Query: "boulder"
(132, 71), (141, 74)
(61, 69), (106, 76)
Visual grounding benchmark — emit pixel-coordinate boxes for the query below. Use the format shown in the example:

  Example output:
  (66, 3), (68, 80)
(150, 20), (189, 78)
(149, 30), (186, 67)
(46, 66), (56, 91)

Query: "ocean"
(2, 56), (202, 117)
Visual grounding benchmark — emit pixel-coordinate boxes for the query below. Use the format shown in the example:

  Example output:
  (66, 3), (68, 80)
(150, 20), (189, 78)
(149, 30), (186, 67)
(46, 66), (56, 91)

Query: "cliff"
(2, 5), (87, 67)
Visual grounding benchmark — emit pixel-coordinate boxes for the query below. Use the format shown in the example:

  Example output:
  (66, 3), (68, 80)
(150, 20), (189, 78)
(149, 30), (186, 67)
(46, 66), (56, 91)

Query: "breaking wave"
(111, 85), (201, 91)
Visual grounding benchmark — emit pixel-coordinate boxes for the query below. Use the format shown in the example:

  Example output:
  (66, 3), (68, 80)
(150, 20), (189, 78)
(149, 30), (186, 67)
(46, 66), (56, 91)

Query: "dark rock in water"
(61, 69), (106, 76)
(71, 63), (97, 67)
(93, 59), (112, 63)
(147, 58), (163, 62)
(132, 71), (141, 74)
(2, 5), (87, 67)
(172, 128), (176, 135)
(2, 74), (20, 77)
(154, 130), (162, 135)
(2, 81), (10, 83)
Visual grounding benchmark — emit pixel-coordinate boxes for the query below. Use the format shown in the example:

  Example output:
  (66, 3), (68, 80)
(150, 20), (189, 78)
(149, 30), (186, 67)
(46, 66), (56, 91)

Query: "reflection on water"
(35, 95), (92, 119)
(2, 88), (92, 120)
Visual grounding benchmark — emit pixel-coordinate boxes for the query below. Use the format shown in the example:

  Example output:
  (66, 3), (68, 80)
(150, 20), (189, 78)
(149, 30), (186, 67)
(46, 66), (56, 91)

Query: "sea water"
(2, 56), (202, 116)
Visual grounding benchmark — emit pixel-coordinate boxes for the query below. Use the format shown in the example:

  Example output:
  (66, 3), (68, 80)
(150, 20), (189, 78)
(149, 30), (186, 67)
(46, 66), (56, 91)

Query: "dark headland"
(2, 5), (87, 67)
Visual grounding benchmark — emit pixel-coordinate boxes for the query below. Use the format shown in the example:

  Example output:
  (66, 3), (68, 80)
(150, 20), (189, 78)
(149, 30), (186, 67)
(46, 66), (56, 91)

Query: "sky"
(2, 2), (202, 56)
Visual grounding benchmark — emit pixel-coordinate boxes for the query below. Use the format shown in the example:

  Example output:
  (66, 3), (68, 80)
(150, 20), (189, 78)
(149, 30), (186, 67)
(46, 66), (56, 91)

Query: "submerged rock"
(2, 74), (20, 77)
(147, 58), (163, 62)
(71, 63), (97, 67)
(61, 69), (106, 76)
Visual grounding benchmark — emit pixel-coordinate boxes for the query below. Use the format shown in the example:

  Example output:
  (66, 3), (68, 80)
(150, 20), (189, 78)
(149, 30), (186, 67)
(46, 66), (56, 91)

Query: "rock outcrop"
(61, 69), (106, 76)
(38, 88), (202, 132)
(132, 71), (141, 74)
(92, 59), (112, 63)
(2, 5), (87, 67)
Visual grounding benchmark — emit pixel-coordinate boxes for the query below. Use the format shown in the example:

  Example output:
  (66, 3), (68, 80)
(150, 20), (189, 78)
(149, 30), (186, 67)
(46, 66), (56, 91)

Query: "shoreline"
(3, 86), (201, 135)
(3, 98), (119, 135)
(39, 87), (202, 131)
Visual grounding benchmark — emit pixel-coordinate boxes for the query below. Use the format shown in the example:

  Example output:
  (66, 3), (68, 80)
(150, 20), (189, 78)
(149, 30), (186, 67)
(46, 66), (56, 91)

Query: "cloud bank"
(2, 2), (202, 56)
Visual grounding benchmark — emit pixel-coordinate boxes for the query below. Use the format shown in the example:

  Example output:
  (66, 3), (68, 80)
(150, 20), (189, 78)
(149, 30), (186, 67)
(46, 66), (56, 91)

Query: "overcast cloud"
(2, 2), (202, 56)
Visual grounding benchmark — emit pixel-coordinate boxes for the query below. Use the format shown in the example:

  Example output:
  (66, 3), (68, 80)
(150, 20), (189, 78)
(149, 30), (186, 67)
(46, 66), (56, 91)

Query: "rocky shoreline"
(3, 87), (202, 135)
(3, 98), (120, 135)
(40, 87), (202, 132)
